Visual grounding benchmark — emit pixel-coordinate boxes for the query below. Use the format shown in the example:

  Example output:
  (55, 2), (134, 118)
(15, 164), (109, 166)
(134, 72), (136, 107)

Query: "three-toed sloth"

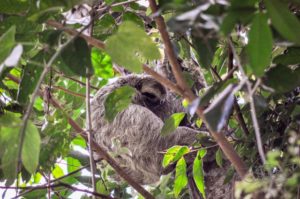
(91, 74), (205, 184)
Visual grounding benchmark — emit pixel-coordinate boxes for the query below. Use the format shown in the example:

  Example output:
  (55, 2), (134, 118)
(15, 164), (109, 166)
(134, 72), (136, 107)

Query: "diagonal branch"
(148, 1), (194, 96)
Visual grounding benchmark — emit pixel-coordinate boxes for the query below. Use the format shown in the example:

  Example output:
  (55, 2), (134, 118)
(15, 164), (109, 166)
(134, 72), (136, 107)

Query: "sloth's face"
(133, 78), (166, 108)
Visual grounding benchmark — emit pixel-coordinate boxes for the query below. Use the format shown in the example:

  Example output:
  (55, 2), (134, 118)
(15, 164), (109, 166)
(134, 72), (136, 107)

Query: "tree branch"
(148, 0), (193, 96)
(86, 12), (97, 197)
(52, 68), (99, 90)
(2, 183), (117, 199)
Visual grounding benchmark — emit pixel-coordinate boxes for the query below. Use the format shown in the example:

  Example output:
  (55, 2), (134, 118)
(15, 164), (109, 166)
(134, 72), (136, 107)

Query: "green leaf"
(17, 51), (44, 105)
(104, 85), (135, 122)
(96, 180), (109, 195)
(204, 84), (235, 132)
(161, 112), (185, 136)
(215, 148), (223, 167)
(265, 150), (281, 170)
(33, 172), (42, 183)
(273, 47), (300, 65)
(220, 12), (238, 35)
(195, 118), (203, 128)
(61, 37), (93, 76)
(247, 13), (273, 77)
(193, 149), (207, 199)
(52, 164), (64, 178)
(0, 0), (30, 14)
(0, 114), (40, 176)
(0, 26), (15, 64)
(22, 121), (41, 174)
(20, 189), (47, 199)
(66, 157), (82, 173)
(191, 35), (218, 69)
(162, 145), (190, 168)
(265, 0), (300, 45)
(91, 48), (114, 79)
(174, 157), (188, 197)
(93, 13), (116, 35)
(0, 112), (21, 184)
(123, 11), (144, 27)
(106, 21), (161, 73)
(71, 136), (87, 148)
(1, 126), (19, 184)
(264, 65), (300, 93)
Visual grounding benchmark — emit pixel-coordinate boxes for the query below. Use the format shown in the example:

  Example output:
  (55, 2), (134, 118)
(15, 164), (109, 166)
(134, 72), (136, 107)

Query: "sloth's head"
(133, 77), (167, 107)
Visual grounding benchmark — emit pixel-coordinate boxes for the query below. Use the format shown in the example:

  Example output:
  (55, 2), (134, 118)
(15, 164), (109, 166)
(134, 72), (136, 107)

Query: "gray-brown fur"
(91, 75), (202, 184)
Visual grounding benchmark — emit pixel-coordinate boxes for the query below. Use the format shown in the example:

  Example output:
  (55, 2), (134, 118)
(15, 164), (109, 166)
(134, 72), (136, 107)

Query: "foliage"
(0, 0), (300, 198)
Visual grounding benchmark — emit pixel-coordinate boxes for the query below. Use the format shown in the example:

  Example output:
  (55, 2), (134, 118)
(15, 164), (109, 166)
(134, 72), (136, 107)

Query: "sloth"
(91, 74), (204, 184)
(91, 74), (234, 198)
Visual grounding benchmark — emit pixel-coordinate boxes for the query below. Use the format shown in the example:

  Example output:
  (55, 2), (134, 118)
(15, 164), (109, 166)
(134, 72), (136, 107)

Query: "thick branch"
(147, 1), (193, 96)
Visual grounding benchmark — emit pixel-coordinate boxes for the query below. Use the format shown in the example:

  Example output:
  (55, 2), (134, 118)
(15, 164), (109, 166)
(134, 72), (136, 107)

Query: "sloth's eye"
(142, 92), (157, 99)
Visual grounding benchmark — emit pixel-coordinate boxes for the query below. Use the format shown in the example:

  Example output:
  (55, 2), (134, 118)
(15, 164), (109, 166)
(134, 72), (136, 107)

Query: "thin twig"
(111, 0), (139, 7)
(3, 183), (117, 199)
(86, 10), (97, 197)
(228, 39), (266, 164)
(52, 85), (87, 98)
(47, 20), (105, 49)
(52, 68), (99, 90)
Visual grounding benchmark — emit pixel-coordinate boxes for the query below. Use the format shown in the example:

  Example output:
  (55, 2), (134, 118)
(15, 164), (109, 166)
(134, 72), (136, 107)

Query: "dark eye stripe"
(142, 92), (157, 99)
